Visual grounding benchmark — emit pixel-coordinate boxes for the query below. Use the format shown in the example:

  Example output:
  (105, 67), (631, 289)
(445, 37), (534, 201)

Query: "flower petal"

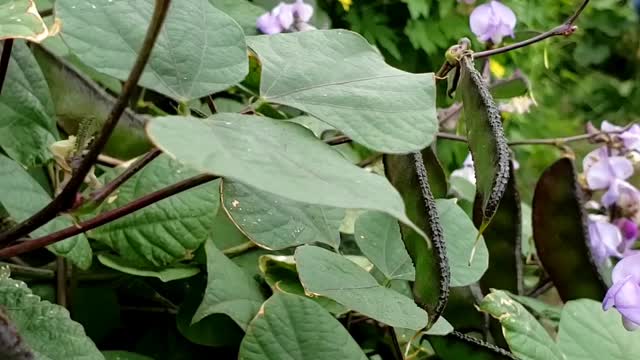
(586, 159), (614, 190)
(612, 253), (640, 283)
(292, 0), (314, 22)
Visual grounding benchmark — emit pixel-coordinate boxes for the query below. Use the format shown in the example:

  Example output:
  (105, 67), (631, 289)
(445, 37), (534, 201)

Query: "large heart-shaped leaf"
(246, 30), (437, 153)
(532, 158), (606, 301)
(33, 45), (151, 160)
(90, 155), (219, 267)
(0, 277), (103, 359)
(147, 114), (424, 238)
(0, 41), (58, 166)
(459, 54), (510, 226)
(354, 211), (415, 282)
(239, 292), (367, 360)
(222, 180), (345, 250)
(0, 0), (60, 42)
(192, 240), (265, 330)
(479, 290), (563, 360)
(475, 163), (523, 294)
(295, 245), (428, 330)
(0, 154), (91, 269)
(436, 199), (488, 287)
(558, 299), (640, 360)
(56, 0), (248, 101)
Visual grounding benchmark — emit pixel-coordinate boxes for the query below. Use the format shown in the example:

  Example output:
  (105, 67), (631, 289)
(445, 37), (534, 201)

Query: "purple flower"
(583, 147), (634, 206)
(616, 218), (639, 242)
(603, 253), (640, 331)
(589, 217), (624, 264)
(256, 0), (314, 35)
(600, 121), (640, 152)
(469, 1), (517, 44)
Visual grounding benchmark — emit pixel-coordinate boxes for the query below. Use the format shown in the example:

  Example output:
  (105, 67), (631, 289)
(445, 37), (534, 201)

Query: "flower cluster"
(581, 121), (640, 330)
(256, 0), (315, 35)
(469, 1), (516, 45)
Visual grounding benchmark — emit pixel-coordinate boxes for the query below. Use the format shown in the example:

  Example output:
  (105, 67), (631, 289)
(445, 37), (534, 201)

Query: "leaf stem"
(0, 174), (218, 259)
(0, 262), (55, 279)
(0, 39), (14, 95)
(85, 148), (162, 206)
(473, 0), (590, 59)
(0, 0), (172, 245)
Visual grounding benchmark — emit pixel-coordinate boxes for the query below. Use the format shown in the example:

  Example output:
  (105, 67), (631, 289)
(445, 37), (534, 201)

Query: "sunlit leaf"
(247, 30), (437, 153)
(56, 0), (248, 101)
(295, 245), (428, 330)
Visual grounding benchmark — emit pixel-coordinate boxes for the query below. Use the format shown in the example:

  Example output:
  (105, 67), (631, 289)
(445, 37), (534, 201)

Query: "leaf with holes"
(89, 155), (220, 267)
(0, 154), (92, 269)
(147, 114), (426, 240)
(0, 277), (102, 359)
(459, 54), (510, 226)
(247, 30), (437, 153)
(56, 0), (248, 101)
(222, 180), (344, 250)
(295, 245), (428, 330)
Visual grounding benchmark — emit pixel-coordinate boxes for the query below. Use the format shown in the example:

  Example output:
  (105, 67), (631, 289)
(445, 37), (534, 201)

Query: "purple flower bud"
(257, 12), (284, 34)
(588, 218), (624, 264)
(616, 218), (639, 242)
(603, 253), (640, 331)
(469, 1), (517, 44)
(291, 0), (314, 22)
(273, 3), (295, 29)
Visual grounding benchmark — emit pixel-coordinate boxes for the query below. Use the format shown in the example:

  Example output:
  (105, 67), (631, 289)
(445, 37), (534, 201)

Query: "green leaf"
(0, 0), (59, 42)
(239, 292), (368, 360)
(557, 299), (640, 360)
(489, 72), (530, 99)
(354, 211), (415, 281)
(429, 331), (518, 360)
(459, 54), (510, 225)
(97, 253), (200, 282)
(507, 292), (561, 322)
(0, 277), (103, 359)
(192, 240), (265, 330)
(0, 154), (92, 269)
(532, 158), (606, 301)
(475, 164), (523, 294)
(0, 307), (34, 360)
(383, 151), (449, 323)
(148, 114), (424, 238)
(176, 280), (244, 347)
(295, 245), (428, 330)
(479, 290), (563, 360)
(222, 179), (345, 250)
(402, 0), (430, 19)
(56, 0), (248, 101)
(450, 175), (476, 202)
(0, 41), (58, 166)
(33, 45), (151, 160)
(90, 155), (219, 267)
(246, 30), (437, 153)
(436, 199), (488, 287)
(103, 352), (153, 360)
(209, 0), (265, 35)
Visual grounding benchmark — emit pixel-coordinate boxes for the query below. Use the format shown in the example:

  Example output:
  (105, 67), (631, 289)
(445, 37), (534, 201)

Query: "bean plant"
(0, 0), (638, 359)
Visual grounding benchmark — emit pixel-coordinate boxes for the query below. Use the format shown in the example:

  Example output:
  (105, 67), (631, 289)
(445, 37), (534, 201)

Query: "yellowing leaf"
(0, 1), (60, 43)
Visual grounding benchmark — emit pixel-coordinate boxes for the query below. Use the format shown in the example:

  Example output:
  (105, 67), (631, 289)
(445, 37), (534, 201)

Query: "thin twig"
(85, 148), (162, 206)
(324, 135), (351, 146)
(0, 262), (54, 279)
(205, 96), (217, 114)
(97, 154), (125, 167)
(0, 174), (218, 259)
(0, 0), (172, 245)
(388, 328), (404, 360)
(473, 0), (590, 59)
(223, 241), (257, 258)
(0, 39), (14, 95)
(56, 257), (67, 307)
